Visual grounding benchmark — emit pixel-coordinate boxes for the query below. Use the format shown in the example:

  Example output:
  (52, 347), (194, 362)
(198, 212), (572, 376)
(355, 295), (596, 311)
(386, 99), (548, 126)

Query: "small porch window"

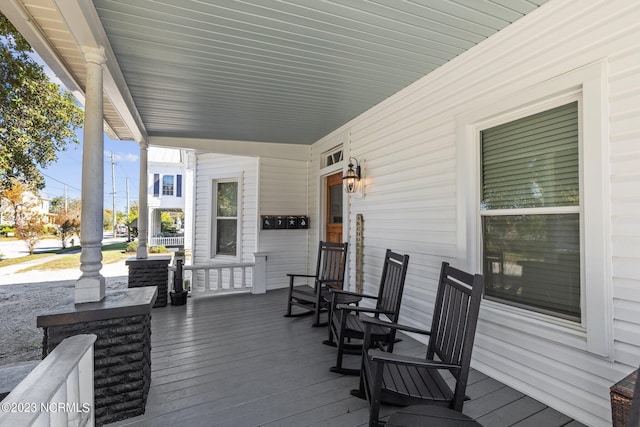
(213, 180), (238, 257)
(162, 175), (174, 195)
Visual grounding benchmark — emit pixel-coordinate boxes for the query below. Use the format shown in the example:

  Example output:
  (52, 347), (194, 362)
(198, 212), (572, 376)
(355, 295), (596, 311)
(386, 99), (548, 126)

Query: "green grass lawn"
(16, 242), (131, 272)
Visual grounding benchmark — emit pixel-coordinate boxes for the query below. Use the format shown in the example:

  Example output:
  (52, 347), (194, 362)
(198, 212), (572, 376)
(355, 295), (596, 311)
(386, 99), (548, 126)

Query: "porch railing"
(173, 253), (267, 295)
(0, 334), (96, 427)
(149, 236), (184, 247)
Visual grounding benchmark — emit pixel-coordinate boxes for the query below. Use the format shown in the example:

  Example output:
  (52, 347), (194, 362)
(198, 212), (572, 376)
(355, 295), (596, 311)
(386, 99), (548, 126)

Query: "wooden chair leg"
(284, 276), (294, 317)
(330, 313), (360, 375)
(312, 289), (323, 327)
(368, 359), (384, 427)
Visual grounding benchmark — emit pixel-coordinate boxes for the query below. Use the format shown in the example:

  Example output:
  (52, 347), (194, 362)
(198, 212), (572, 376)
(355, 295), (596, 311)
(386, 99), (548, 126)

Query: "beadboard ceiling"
(91, 0), (548, 144)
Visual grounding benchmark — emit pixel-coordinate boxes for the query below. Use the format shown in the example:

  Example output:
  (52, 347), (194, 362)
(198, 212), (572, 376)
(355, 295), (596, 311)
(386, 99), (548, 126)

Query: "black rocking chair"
(284, 241), (349, 327)
(355, 261), (484, 427)
(324, 249), (410, 375)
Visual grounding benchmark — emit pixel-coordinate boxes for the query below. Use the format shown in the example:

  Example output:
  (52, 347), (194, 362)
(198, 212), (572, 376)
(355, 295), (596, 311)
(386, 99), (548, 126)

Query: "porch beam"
(75, 46), (106, 304)
(150, 136), (311, 161)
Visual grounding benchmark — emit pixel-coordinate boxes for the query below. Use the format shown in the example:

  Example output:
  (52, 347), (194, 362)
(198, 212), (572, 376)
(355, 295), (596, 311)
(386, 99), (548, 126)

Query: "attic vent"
(324, 147), (343, 168)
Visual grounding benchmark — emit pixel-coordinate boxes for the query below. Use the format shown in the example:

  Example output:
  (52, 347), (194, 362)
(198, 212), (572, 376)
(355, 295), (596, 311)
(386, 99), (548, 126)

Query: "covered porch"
(109, 289), (584, 427)
(2, 0), (640, 425)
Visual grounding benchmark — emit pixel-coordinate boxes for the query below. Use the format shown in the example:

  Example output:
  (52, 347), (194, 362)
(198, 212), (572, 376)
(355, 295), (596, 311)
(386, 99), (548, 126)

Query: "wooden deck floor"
(109, 289), (586, 427)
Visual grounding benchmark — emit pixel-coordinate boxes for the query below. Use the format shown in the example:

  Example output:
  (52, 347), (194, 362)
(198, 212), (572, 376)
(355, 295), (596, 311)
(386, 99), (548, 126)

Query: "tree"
(1, 179), (27, 225)
(0, 180), (45, 254)
(16, 207), (45, 254)
(51, 197), (81, 248)
(0, 13), (84, 192)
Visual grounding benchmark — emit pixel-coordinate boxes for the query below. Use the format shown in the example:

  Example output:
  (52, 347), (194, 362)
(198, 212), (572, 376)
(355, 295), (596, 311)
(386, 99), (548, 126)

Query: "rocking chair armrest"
(368, 349), (461, 370)
(286, 274), (317, 278)
(360, 317), (432, 336)
(335, 305), (392, 316)
(329, 289), (378, 300)
(317, 279), (343, 286)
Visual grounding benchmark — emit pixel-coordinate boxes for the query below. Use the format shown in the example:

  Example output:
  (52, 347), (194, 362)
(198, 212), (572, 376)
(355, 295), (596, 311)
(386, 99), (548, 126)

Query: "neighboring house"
(147, 147), (194, 250)
(0, 191), (54, 226)
(5, 1), (640, 426)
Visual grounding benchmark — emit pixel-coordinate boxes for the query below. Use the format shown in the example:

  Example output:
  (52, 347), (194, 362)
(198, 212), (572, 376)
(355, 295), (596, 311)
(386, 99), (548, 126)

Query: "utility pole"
(111, 153), (117, 238)
(126, 177), (130, 219)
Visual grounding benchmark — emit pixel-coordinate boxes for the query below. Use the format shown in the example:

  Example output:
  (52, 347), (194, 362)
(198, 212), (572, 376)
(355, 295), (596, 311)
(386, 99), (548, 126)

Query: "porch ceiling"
(8, 0), (550, 145)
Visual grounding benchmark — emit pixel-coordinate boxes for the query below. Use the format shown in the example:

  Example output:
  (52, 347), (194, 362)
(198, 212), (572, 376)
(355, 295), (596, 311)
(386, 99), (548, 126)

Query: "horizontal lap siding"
(309, 1), (640, 425)
(194, 154), (257, 267)
(609, 39), (640, 369)
(258, 157), (309, 290)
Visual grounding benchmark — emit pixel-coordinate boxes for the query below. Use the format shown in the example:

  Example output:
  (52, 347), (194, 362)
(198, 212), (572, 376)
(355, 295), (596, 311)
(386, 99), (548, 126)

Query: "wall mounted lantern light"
(343, 157), (361, 194)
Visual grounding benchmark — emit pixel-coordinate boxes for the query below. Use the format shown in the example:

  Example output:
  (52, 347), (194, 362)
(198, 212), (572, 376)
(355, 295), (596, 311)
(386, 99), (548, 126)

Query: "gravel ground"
(0, 269), (128, 366)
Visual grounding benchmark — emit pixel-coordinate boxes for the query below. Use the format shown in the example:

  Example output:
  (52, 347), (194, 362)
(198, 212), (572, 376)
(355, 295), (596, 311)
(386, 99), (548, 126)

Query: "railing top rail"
(0, 334), (96, 423)
(184, 262), (255, 270)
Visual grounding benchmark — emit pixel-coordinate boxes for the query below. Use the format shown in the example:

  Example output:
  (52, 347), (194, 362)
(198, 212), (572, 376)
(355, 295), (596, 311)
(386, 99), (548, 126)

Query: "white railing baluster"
(0, 334), (97, 427)
(149, 236), (184, 247)
(182, 254), (266, 296)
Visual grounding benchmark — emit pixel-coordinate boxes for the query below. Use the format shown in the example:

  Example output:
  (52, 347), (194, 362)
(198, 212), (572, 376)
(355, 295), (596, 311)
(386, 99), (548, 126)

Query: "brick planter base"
(126, 256), (172, 307)
(37, 287), (157, 426)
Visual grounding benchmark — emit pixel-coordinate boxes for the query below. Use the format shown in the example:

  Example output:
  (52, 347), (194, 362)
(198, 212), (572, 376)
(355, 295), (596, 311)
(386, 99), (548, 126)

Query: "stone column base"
(126, 255), (172, 307)
(37, 287), (157, 426)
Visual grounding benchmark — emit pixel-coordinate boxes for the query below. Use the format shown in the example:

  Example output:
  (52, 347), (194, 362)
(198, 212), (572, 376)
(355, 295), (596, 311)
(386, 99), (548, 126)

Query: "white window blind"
(480, 101), (581, 320)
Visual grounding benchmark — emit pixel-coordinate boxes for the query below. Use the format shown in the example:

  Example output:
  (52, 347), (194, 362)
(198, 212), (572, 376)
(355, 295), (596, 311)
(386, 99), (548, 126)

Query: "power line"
(41, 172), (81, 192)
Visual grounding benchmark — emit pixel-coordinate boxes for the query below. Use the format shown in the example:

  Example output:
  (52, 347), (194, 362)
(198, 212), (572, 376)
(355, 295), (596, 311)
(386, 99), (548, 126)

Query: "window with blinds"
(480, 101), (581, 320)
(213, 180), (238, 257)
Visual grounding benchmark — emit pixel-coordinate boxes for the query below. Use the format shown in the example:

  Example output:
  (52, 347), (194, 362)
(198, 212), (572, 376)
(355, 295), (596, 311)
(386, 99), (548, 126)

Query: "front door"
(326, 172), (343, 243)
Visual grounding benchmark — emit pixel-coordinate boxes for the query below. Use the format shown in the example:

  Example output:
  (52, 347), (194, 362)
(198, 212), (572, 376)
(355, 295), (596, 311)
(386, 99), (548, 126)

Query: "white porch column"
(76, 47), (106, 303)
(137, 141), (149, 259)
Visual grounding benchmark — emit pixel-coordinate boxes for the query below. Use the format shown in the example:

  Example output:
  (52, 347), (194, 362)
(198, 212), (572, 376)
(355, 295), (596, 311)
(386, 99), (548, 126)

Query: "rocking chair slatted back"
(428, 263), (484, 396)
(376, 251), (409, 322)
(317, 242), (348, 289)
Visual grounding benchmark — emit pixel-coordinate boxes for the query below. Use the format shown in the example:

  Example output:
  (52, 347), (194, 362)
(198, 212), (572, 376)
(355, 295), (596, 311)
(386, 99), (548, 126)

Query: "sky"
(31, 52), (141, 214)
(40, 130), (141, 215)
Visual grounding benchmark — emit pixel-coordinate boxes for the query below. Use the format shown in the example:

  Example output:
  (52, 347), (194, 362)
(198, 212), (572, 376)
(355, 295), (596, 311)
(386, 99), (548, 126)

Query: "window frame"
(162, 175), (174, 196)
(456, 61), (611, 357)
(211, 177), (241, 260)
(479, 96), (583, 321)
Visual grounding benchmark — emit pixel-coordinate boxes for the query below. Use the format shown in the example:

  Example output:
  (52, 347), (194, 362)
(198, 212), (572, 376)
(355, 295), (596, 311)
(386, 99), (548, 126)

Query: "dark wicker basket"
(611, 369), (638, 427)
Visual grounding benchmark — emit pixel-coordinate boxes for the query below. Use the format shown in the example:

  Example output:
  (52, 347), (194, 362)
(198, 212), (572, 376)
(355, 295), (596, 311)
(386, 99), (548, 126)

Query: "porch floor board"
(108, 289), (584, 427)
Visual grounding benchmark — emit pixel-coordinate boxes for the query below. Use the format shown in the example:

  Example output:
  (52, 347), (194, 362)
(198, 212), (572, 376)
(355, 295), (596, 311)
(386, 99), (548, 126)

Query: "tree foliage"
(0, 13), (84, 191)
(51, 196), (81, 248)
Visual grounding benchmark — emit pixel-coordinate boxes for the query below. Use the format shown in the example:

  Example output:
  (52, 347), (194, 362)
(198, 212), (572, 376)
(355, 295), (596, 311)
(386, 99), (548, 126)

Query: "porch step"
(0, 360), (40, 401)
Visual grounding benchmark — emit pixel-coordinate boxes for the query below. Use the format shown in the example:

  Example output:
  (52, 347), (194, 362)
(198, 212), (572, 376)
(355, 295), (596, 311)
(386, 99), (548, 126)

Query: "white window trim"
(210, 176), (242, 261)
(456, 60), (612, 357)
(162, 175), (174, 196)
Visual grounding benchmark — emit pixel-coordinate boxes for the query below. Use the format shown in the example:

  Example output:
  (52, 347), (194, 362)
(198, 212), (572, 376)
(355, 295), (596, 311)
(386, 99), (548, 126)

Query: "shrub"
(43, 224), (57, 235)
(149, 245), (168, 253)
(125, 241), (138, 253)
(0, 225), (15, 236)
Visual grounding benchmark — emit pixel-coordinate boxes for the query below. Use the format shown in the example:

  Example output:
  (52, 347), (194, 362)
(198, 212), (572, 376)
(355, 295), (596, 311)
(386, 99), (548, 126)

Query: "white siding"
(258, 157), (309, 289)
(193, 154), (258, 266)
(308, 1), (640, 425)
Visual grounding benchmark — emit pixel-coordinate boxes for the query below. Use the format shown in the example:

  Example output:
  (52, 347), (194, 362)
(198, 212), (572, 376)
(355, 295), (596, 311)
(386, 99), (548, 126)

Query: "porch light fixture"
(343, 157), (361, 194)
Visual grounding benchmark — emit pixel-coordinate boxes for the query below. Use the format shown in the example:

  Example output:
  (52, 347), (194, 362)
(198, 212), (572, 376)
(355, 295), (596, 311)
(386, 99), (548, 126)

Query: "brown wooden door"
(326, 172), (343, 243)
